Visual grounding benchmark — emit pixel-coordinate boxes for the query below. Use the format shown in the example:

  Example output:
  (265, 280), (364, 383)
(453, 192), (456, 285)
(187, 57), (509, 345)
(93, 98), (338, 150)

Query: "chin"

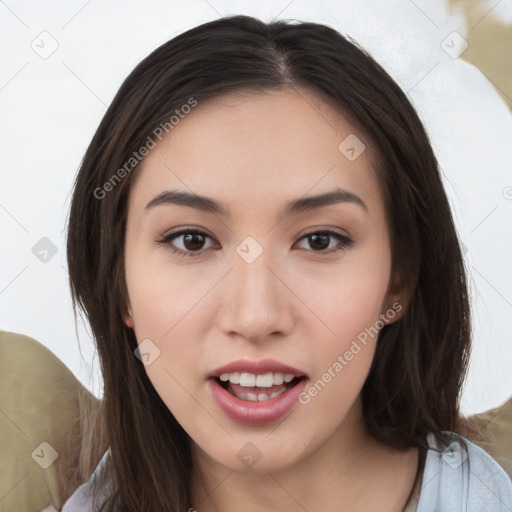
(192, 431), (314, 474)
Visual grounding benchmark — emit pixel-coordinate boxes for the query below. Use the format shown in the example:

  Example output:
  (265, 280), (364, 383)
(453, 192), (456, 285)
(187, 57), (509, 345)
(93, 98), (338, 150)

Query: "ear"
(125, 315), (135, 329)
(124, 305), (135, 329)
(381, 294), (407, 324)
(381, 271), (414, 324)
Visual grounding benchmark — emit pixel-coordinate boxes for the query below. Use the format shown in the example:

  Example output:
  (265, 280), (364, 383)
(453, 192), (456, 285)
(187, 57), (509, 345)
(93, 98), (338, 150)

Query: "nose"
(217, 243), (296, 343)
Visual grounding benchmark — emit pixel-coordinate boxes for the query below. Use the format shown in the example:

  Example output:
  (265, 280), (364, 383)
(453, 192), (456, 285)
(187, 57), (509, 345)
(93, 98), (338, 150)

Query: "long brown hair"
(66, 14), (473, 511)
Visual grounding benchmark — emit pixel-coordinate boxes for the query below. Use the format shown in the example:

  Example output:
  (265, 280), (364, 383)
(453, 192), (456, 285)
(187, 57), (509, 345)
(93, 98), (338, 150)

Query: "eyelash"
(154, 229), (354, 257)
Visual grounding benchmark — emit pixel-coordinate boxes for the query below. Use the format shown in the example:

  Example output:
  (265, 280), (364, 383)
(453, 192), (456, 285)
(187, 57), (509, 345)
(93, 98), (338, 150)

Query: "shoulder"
(416, 431), (512, 511)
(61, 449), (111, 511)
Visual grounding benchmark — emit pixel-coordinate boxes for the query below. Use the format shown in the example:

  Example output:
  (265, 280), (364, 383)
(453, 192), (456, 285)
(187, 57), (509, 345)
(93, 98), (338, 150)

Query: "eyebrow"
(145, 187), (367, 217)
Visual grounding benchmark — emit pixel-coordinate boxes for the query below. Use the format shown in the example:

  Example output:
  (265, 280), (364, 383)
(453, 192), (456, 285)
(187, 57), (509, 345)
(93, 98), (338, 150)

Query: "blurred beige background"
(452, 0), (512, 110)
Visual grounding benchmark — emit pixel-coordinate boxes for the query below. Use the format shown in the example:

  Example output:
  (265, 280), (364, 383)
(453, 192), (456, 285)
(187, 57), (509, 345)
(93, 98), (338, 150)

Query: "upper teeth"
(219, 372), (296, 387)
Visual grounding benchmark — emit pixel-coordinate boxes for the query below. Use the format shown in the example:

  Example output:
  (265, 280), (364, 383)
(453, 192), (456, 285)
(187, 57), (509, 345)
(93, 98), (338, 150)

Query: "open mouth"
(215, 375), (305, 402)
(208, 369), (309, 425)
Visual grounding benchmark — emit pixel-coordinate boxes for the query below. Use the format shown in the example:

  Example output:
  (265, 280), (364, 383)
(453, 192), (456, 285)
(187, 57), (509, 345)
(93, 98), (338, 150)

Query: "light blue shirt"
(62, 431), (512, 511)
(416, 431), (512, 511)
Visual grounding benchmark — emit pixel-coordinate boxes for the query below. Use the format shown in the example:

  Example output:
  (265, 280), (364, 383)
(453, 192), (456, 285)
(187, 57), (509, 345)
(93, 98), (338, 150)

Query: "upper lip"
(208, 358), (307, 379)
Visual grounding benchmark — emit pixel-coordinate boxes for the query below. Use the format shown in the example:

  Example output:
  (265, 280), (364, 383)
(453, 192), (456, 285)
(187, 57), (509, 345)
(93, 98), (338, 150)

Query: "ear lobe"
(381, 287), (411, 325)
(124, 314), (135, 329)
(123, 303), (134, 328)
(381, 268), (414, 324)
(383, 298), (406, 324)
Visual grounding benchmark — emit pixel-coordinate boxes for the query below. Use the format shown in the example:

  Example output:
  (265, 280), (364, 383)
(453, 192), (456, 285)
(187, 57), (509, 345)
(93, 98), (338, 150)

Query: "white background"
(1, 0), (511, 416)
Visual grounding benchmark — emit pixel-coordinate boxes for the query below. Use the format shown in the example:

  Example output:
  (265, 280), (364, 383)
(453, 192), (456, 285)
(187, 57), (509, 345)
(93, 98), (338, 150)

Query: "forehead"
(128, 87), (383, 218)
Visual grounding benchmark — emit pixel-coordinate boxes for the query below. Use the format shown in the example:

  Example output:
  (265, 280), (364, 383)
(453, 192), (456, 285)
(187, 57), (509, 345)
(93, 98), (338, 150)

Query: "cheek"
(125, 241), (200, 339)
(124, 245), (210, 406)
(303, 285), (383, 398)
(304, 244), (391, 348)
(296, 239), (391, 402)
(143, 342), (201, 418)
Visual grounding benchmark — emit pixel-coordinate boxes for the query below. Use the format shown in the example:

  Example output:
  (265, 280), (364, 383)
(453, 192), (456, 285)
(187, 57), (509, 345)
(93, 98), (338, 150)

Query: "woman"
(62, 14), (512, 511)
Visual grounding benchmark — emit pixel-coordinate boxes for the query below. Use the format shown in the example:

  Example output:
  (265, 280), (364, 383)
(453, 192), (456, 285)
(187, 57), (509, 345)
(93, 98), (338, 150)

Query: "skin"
(123, 87), (419, 511)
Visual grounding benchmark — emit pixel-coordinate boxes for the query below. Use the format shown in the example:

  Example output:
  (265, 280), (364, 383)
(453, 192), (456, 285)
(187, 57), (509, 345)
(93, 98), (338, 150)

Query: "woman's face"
(124, 87), (400, 473)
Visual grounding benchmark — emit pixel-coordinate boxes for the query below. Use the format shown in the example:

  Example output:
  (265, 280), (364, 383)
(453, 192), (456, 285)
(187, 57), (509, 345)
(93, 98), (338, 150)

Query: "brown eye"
(155, 230), (216, 257)
(296, 230), (353, 253)
(180, 232), (208, 251)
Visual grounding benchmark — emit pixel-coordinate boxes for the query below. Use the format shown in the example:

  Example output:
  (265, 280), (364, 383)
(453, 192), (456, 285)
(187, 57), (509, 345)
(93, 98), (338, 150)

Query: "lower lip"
(208, 377), (307, 426)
